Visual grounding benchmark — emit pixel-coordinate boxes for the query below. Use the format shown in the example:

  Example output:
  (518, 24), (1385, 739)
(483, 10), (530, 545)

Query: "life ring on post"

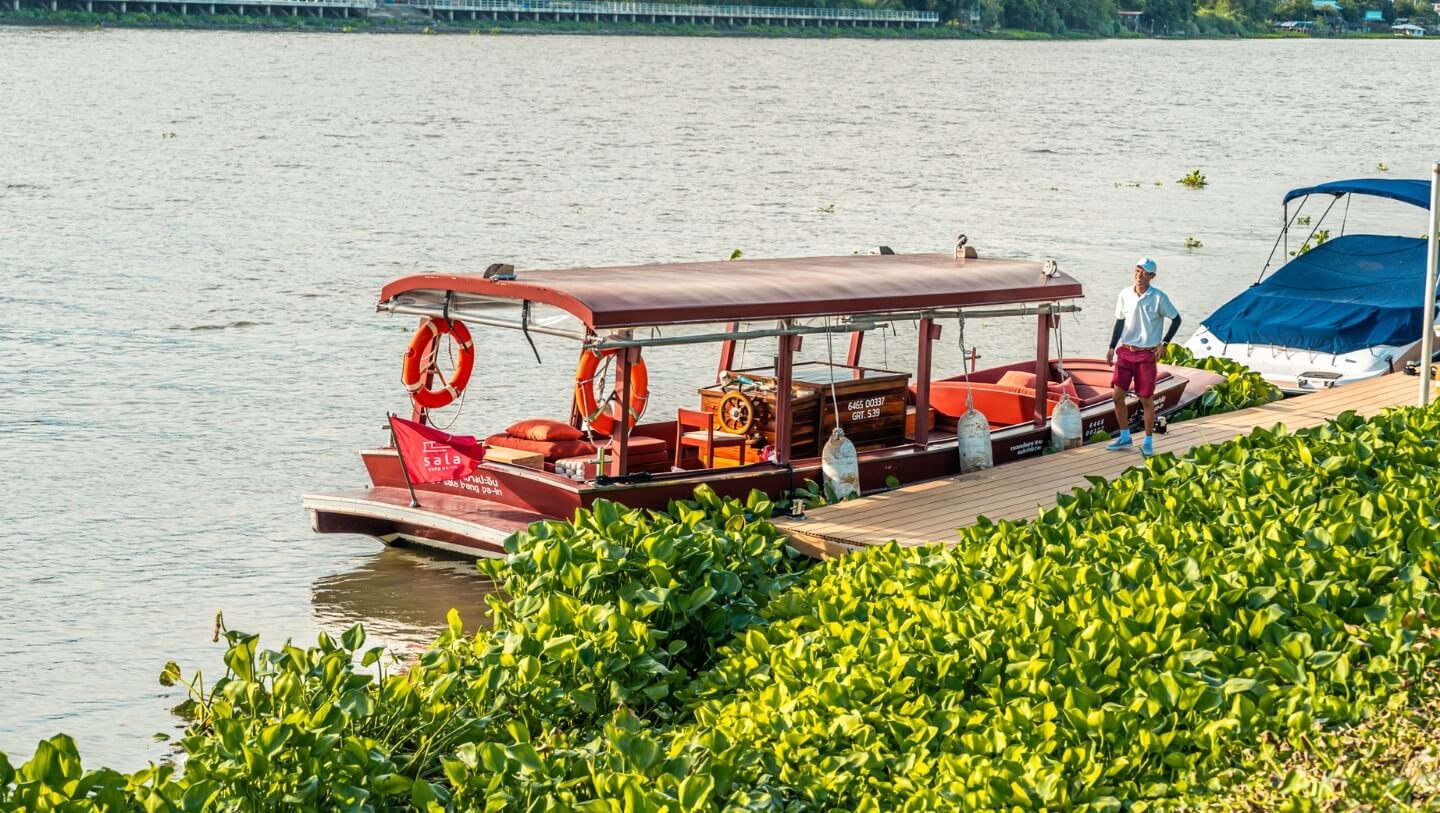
(574, 347), (649, 435)
(401, 317), (475, 410)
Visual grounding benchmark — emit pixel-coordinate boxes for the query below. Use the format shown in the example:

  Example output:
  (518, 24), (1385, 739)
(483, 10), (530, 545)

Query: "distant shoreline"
(0, 11), (1014, 37)
(0, 8), (1429, 39)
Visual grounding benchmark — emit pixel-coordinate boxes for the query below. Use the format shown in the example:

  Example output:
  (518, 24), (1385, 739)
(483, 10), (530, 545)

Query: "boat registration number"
(846, 396), (888, 421)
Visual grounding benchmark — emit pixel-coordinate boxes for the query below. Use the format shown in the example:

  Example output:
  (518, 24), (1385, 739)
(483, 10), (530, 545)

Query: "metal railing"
(255, 0), (374, 6)
(411, 0), (938, 22)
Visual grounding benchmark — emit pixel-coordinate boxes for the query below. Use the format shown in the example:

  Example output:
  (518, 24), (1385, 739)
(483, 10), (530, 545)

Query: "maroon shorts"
(1112, 346), (1158, 397)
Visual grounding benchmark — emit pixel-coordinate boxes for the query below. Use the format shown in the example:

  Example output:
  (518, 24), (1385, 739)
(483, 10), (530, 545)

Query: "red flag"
(388, 416), (486, 485)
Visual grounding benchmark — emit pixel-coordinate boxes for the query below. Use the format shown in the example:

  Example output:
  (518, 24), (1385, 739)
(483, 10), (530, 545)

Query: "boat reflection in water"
(311, 547), (498, 649)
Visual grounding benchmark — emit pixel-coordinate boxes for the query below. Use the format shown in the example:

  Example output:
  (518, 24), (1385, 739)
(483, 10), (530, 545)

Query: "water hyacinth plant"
(1161, 344), (1282, 422)
(1178, 170), (1208, 189)
(4, 408), (1440, 809)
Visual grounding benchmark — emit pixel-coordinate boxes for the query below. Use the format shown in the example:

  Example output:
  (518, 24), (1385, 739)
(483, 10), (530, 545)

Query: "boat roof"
(1283, 178), (1432, 209)
(1202, 234), (1430, 355)
(379, 253), (1083, 331)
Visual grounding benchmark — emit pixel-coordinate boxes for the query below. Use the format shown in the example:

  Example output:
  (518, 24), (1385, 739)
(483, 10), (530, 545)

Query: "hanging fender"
(401, 317), (475, 410)
(574, 348), (649, 435)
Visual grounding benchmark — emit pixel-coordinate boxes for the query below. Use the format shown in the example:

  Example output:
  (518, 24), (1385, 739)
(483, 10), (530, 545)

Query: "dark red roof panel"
(379, 253), (1083, 330)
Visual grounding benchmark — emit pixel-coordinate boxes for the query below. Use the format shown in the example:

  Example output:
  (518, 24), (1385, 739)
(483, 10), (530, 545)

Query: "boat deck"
(778, 373), (1420, 558)
(303, 487), (544, 557)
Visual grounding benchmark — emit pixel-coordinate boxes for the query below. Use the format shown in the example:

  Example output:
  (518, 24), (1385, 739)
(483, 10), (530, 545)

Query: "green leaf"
(687, 585), (718, 612)
(341, 623), (366, 652)
(678, 774), (715, 811)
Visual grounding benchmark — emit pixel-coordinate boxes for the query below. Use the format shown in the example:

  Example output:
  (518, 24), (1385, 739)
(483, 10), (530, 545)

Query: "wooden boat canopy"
(379, 252), (1084, 332)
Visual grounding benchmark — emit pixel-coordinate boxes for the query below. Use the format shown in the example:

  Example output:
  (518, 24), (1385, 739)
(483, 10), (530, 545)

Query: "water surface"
(1, 28), (1436, 767)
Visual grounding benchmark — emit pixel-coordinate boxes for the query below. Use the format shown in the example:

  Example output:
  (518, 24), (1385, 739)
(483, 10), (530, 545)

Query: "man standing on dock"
(1105, 257), (1182, 457)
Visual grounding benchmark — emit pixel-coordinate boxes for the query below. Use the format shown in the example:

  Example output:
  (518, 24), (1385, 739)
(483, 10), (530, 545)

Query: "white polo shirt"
(1115, 285), (1179, 348)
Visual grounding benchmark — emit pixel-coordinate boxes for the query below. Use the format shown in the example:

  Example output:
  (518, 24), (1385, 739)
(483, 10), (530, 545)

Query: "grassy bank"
(6, 393), (1440, 810)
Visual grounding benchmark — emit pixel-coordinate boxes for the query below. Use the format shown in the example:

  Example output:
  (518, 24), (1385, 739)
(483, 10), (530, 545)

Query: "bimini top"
(379, 253), (1082, 331)
(1201, 234), (1431, 355)
(1282, 178), (1432, 209)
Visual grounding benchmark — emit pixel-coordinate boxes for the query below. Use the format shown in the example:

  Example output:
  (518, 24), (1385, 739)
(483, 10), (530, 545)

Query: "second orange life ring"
(401, 317), (475, 410)
(574, 348), (649, 435)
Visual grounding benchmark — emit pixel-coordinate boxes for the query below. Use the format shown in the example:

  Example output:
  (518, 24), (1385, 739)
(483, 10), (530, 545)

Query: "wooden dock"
(779, 373), (1422, 558)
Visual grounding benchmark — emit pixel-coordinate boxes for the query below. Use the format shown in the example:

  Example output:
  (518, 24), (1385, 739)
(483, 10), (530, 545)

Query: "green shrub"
(6, 413), (1440, 810)
(1162, 343), (1282, 422)
(677, 409), (1440, 809)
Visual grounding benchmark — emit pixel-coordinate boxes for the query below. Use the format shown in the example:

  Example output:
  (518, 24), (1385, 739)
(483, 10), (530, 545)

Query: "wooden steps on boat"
(778, 373), (1420, 558)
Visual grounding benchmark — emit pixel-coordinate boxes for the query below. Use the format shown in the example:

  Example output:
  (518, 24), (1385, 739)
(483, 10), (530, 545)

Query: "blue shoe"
(1106, 436), (1133, 451)
(1141, 437), (1154, 457)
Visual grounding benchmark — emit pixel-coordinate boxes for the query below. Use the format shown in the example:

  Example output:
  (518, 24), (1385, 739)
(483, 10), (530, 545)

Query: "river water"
(1, 27), (1436, 767)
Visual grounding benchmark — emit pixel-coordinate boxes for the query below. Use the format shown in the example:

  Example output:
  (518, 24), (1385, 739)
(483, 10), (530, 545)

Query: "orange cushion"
(506, 418), (584, 442)
(995, 370), (1080, 401)
(486, 433), (595, 461)
(997, 370), (1037, 390)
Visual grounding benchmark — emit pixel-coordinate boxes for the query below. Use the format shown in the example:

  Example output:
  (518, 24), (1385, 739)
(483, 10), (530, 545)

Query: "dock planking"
(779, 372), (1422, 557)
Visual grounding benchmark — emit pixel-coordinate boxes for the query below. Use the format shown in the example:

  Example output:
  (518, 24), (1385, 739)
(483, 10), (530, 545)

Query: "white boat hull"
(1186, 326), (1417, 394)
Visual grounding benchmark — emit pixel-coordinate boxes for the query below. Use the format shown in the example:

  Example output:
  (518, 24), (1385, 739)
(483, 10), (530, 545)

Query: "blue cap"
(1136, 257), (1157, 275)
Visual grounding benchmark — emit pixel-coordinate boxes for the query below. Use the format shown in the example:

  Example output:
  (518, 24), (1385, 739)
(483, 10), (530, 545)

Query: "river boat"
(304, 247), (1218, 557)
(1186, 178), (1436, 394)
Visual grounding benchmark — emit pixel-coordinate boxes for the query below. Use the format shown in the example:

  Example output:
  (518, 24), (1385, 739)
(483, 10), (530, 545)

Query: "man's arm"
(1157, 315), (1183, 358)
(1105, 319), (1125, 364)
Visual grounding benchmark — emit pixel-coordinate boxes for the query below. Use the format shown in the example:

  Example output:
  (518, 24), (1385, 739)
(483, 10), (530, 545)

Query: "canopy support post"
(617, 344), (637, 475)
(847, 331), (864, 366)
(718, 321), (739, 380)
(774, 330), (800, 465)
(1033, 313), (1051, 428)
(1420, 163), (1440, 407)
(412, 317), (437, 425)
(914, 318), (940, 447)
(1283, 201), (1288, 261)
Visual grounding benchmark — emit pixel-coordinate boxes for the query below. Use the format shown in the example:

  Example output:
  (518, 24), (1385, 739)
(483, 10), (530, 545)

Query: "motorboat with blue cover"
(1186, 178), (1434, 393)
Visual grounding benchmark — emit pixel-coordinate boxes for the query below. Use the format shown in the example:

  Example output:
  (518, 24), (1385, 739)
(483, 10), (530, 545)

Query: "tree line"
(737, 0), (1439, 35)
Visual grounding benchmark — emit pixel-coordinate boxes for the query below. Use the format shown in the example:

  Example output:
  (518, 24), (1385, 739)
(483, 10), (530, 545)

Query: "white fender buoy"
(821, 427), (861, 501)
(956, 396), (993, 473)
(1050, 392), (1082, 451)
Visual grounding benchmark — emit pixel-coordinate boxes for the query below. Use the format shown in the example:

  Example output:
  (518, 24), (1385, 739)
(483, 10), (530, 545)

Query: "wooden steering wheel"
(716, 391), (756, 436)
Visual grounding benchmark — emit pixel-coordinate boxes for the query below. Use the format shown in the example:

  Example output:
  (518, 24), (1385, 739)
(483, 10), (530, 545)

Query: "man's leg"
(1138, 355), (1158, 455)
(1108, 351), (1135, 450)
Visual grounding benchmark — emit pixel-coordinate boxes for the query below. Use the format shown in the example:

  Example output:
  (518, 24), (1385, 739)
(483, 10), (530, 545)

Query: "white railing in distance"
(413, 0), (937, 22)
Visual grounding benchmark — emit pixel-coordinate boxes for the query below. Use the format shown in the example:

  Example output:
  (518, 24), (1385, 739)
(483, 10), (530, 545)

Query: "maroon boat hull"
(307, 363), (1204, 557)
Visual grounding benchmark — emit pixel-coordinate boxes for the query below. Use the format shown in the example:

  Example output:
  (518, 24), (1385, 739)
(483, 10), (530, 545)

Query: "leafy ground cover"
(5, 405), (1440, 810)
(1162, 343), (1283, 422)
(1198, 668), (1440, 811)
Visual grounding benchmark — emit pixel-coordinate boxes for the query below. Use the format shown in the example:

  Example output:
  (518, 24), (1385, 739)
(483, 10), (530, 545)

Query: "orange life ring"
(574, 348), (649, 435)
(401, 317), (475, 410)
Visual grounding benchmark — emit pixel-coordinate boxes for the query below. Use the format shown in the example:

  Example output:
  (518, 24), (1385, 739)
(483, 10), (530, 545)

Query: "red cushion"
(597, 435), (667, 455)
(995, 370), (1079, 400)
(506, 418), (583, 442)
(997, 370), (1036, 389)
(485, 433), (595, 461)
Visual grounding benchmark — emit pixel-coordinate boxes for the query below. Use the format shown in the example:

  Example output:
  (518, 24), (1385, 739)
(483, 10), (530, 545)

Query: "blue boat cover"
(1283, 178), (1432, 209)
(1202, 234), (1432, 355)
